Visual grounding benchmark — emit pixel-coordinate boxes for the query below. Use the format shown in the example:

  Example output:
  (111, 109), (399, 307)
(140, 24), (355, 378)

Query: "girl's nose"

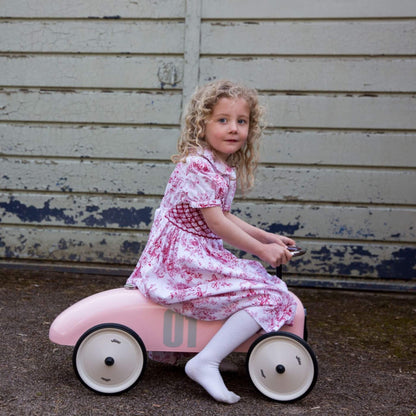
(229, 120), (238, 132)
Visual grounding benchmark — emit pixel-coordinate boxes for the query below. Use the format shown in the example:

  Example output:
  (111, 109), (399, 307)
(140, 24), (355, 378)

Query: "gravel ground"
(1, 269), (415, 416)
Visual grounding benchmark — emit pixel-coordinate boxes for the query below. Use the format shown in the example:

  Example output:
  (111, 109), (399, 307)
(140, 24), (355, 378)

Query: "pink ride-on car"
(49, 247), (318, 402)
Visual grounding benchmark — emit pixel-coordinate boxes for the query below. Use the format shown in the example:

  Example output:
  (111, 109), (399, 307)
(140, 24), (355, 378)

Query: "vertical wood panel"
(182, 0), (202, 106)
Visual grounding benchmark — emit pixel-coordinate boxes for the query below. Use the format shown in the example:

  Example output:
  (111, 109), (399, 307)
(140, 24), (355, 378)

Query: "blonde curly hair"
(172, 80), (265, 193)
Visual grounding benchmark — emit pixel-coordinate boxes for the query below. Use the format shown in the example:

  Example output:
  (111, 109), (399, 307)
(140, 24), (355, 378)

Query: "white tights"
(185, 310), (261, 404)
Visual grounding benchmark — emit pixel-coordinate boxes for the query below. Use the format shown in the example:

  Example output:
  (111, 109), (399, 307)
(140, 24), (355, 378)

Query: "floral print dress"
(126, 149), (297, 345)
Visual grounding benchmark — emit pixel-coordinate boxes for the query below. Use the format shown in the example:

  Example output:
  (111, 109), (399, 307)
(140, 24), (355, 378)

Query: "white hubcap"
(248, 332), (317, 401)
(75, 326), (145, 394)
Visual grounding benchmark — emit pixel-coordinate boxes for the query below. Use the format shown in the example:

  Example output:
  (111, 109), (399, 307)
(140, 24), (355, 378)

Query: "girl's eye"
(218, 118), (227, 123)
(238, 119), (247, 124)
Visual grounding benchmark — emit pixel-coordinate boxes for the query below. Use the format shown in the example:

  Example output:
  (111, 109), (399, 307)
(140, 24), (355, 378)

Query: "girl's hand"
(258, 243), (292, 268)
(202, 208), (295, 267)
(279, 235), (296, 247)
(263, 232), (296, 248)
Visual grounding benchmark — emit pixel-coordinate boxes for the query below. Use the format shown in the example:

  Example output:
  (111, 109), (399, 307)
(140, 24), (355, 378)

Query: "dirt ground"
(1, 268), (415, 416)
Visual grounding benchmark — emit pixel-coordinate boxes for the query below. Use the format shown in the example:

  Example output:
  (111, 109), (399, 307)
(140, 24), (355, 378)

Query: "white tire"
(247, 331), (318, 402)
(73, 323), (146, 394)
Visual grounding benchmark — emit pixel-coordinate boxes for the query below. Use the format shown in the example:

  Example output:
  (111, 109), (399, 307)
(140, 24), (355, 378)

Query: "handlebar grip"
(275, 247), (306, 279)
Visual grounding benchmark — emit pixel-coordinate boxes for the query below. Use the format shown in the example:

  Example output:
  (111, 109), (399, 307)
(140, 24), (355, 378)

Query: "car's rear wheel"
(73, 323), (146, 394)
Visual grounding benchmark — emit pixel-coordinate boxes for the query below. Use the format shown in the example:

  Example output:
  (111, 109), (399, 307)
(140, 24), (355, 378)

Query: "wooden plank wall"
(1, 0), (415, 291)
(0, 0), (186, 275)
(198, 1), (416, 291)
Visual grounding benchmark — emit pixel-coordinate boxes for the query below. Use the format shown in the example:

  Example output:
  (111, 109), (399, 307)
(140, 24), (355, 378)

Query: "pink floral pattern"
(127, 149), (297, 334)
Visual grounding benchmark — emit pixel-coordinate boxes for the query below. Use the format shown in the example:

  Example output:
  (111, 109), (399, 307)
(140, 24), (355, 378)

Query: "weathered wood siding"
(1, 0), (415, 291)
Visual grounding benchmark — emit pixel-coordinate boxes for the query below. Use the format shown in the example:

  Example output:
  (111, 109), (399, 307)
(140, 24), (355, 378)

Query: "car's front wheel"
(246, 331), (318, 402)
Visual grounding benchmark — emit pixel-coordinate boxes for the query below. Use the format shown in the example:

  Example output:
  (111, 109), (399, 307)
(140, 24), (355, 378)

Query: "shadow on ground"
(1, 269), (415, 416)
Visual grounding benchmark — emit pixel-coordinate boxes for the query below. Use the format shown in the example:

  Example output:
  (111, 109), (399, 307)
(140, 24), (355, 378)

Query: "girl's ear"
(198, 121), (206, 140)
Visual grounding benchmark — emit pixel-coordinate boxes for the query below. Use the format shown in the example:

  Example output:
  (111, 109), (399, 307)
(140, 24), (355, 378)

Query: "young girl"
(126, 80), (302, 404)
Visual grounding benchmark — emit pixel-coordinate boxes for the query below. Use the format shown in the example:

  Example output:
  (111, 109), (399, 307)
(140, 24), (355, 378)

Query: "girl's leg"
(280, 292), (305, 338)
(185, 309), (260, 404)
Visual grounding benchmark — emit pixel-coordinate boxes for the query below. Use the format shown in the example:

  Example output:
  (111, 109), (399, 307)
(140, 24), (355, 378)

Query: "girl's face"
(204, 97), (250, 163)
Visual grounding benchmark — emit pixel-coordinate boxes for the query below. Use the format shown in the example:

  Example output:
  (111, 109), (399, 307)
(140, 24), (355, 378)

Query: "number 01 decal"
(163, 310), (197, 348)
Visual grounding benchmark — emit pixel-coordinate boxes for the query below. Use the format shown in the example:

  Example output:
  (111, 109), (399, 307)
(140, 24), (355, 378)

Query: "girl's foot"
(185, 356), (240, 404)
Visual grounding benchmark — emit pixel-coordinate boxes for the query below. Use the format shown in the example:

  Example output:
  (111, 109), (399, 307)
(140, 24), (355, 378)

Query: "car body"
(49, 283), (318, 401)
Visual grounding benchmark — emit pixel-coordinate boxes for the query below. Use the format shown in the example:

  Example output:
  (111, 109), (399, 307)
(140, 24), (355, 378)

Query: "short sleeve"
(183, 157), (227, 209)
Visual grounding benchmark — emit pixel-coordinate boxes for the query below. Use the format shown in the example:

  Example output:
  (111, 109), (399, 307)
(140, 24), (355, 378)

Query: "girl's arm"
(224, 211), (296, 247)
(201, 206), (292, 268)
